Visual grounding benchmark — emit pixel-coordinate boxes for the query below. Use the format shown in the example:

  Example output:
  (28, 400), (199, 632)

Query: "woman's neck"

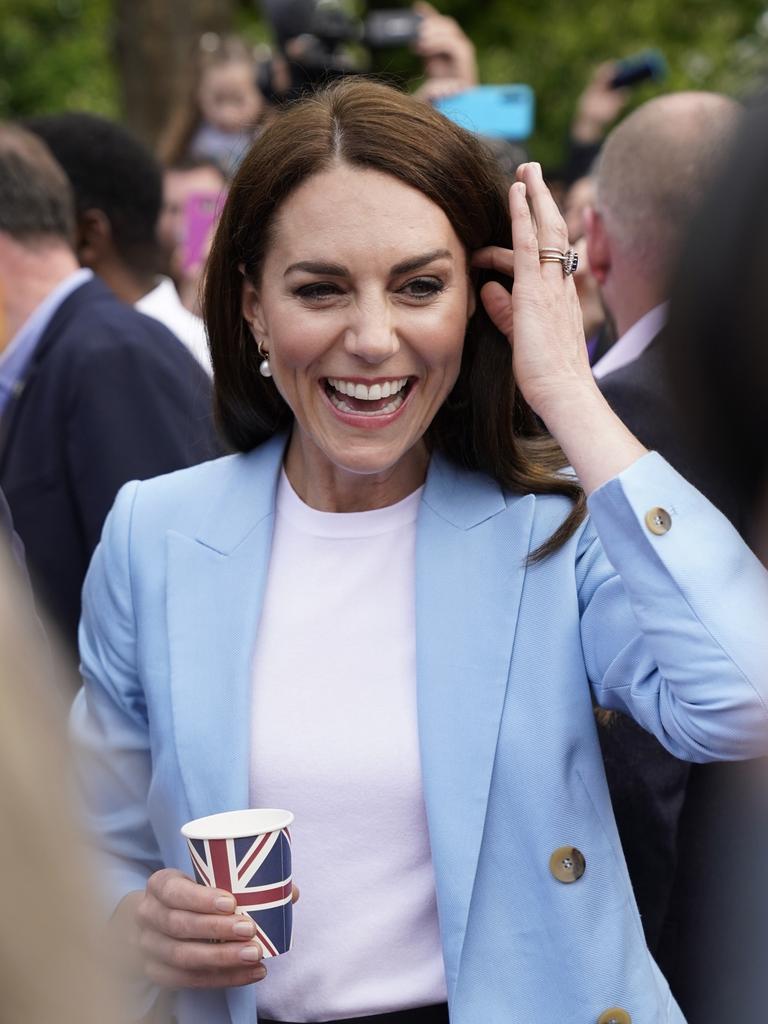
(283, 432), (428, 513)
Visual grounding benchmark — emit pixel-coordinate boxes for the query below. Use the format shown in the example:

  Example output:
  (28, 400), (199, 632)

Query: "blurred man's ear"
(76, 208), (112, 270)
(584, 206), (610, 286)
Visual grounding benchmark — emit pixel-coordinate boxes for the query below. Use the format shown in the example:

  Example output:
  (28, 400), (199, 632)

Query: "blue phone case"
(434, 85), (535, 141)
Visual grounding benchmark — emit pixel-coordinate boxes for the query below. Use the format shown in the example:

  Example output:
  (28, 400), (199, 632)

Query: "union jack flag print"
(186, 828), (293, 958)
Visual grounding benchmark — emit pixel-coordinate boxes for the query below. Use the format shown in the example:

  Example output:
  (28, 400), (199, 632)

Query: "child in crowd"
(159, 34), (269, 176)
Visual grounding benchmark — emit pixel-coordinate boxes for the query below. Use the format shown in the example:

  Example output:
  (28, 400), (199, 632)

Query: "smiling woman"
(205, 79), (585, 538)
(71, 78), (768, 1024)
(238, 164), (474, 510)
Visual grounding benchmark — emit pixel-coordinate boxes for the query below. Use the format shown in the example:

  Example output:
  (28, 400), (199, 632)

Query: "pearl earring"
(257, 340), (272, 378)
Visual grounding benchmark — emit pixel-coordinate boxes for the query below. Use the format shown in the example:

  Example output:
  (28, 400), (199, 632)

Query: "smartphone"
(182, 189), (227, 272)
(364, 10), (422, 48)
(434, 85), (535, 141)
(610, 49), (667, 89)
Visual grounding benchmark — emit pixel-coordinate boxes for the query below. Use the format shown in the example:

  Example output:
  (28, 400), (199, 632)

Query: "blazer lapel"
(167, 434), (286, 823)
(416, 455), (534, 998)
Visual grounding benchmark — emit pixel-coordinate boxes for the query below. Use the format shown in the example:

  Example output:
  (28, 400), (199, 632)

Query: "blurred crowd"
(1, 3), (768, 1023)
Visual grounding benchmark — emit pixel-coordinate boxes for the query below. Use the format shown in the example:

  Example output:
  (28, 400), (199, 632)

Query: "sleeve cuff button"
(644, 507), (672, 535)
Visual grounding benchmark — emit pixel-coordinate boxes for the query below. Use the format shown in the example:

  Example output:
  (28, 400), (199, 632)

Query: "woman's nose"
(343, 308), (399, 363)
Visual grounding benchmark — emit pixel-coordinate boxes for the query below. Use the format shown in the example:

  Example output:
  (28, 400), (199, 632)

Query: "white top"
(591, 302), (668, 380)
(135, 277), (212, 374)
(249, 472), (447, 1022)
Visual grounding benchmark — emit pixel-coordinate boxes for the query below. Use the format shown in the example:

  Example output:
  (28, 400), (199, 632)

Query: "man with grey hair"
(0, 123), (218, 662)
(586, 90), (739, 381)
(582, 91), (744, 1023)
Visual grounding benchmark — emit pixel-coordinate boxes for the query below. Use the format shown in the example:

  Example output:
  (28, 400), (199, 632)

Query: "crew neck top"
(249, 470), (446, 1020)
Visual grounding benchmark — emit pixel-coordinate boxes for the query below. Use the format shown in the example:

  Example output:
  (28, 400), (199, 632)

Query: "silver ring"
(538, 248), (579, 276)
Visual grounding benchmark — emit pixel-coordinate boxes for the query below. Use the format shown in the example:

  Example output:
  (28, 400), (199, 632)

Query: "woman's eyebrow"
(284, 260), (348, 277)
(283, 249), (453, 279)
(390, 249), (453, 275)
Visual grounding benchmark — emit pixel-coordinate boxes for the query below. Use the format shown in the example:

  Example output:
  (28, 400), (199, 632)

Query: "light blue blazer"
(72, 432), (768, 1024)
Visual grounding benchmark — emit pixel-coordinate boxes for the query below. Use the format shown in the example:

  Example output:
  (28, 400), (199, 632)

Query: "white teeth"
(328, 387), (407, 416)
(327, 377), (409, 401)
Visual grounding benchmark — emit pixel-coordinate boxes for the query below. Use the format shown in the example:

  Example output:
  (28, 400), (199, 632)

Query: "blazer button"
(644, 506), (672, 535)
(597, 1009), (631, 1024)
(549, 845), (586, 883)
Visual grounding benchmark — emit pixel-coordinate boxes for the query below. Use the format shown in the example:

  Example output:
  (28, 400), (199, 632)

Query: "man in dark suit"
(25, 112), (212, 374)
(0, 124), (219, 661)
(584, 94), (750, 1021)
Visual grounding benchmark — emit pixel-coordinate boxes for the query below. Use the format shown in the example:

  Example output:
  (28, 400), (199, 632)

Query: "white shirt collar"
(0, 268), (93, 370)
(592, 302), (668, 380)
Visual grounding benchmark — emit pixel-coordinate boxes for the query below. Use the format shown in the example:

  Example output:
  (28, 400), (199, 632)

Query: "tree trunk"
(113, 0), (236, 151)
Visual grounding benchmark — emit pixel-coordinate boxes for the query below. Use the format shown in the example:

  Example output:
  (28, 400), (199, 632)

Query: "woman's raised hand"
(113, 869), (294, 990)
(473, 162), (647, 495)
(473, 162), (595, 425)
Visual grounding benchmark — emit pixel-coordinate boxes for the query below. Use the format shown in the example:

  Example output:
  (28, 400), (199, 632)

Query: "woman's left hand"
(473, 162), (648, 495)
(473, 162), (595, 424)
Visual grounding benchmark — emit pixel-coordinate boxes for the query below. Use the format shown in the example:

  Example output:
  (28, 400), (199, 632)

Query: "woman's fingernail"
(215, 895), (235, 913)
(234, 919), (255, 937)
(240, 943), (263, 962)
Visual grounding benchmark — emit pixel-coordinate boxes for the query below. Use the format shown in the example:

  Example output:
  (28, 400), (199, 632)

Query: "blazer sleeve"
(578, 451), (768, 762)
(70, 479), (163, 913)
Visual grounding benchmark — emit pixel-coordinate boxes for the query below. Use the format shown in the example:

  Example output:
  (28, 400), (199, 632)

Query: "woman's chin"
(311, 431), (428, 484)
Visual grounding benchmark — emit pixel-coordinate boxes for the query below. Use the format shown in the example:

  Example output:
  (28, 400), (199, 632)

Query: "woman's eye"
(400, 277), (445, 300)
(295, 282), (343, 301)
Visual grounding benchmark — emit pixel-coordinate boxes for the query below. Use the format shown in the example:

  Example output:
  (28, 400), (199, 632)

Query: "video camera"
(260, 0), (422, 95)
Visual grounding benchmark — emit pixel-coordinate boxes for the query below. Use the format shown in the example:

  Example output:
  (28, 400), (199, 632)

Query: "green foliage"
(2, 0), (768, 167)
(0, 0), (118, 120)
(368, 0), (768, 167)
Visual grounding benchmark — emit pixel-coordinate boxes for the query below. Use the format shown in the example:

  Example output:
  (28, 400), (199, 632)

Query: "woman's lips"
(320, 377), (416, 427)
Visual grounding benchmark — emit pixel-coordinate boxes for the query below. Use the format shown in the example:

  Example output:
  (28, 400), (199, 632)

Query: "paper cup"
(181, 808), (294, 957)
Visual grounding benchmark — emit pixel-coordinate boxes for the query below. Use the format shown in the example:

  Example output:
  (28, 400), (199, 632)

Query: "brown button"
(549, 846), (586, 883)
(644, 506), (672, 535)
(597, 1009), (631, 1024)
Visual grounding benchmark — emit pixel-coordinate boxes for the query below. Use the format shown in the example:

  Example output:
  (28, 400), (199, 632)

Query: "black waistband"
(259, 1003), (449, 1024)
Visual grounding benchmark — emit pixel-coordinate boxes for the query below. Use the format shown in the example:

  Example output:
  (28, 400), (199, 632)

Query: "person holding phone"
(562, 61), (635, 186)
(411, 1), (478, 104)
(73, 79), (768, 1024)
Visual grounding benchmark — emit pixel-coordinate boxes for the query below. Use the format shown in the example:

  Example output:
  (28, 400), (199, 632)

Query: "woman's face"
(242, 163), (475, 498)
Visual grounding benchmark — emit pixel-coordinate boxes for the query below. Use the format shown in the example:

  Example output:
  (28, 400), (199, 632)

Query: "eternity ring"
(538, 248), (579, 276)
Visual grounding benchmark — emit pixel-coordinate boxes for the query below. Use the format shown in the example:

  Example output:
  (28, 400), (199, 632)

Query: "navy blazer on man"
(600, 331), (764, 1023)
(0, 277), (219, 655)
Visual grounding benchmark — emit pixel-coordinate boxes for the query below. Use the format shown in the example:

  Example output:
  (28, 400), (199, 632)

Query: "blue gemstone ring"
(539, 247), (579, 277)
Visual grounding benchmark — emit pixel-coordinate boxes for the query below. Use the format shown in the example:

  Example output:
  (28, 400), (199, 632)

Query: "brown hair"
(0, 123), (75, 243)
(204, 78), (585, 559)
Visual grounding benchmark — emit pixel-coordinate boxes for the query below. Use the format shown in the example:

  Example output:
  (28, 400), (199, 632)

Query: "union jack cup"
(181, 808), (294, 958)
